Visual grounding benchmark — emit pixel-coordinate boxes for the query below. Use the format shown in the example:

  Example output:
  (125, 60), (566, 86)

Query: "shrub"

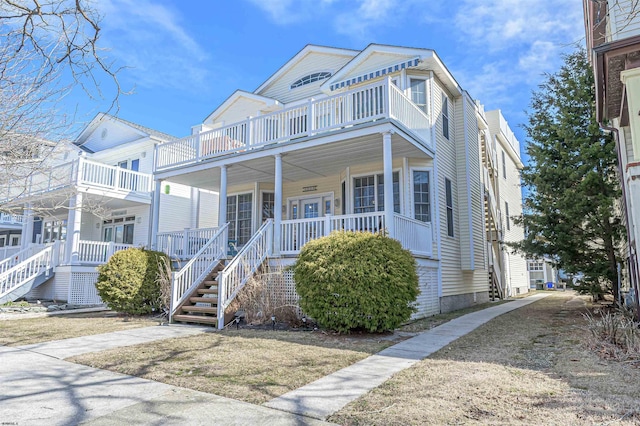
(293, 231), (419, 333)
(96, 248), (169, 315)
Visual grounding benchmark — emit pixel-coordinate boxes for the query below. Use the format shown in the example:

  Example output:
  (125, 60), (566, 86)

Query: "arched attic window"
(290, 71), (332, 89)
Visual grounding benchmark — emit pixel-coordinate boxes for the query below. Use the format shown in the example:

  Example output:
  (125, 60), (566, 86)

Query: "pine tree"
(513, 48), (625, 300)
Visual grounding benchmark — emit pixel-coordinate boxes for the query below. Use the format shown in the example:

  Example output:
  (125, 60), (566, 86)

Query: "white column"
(382, 131), (395, 237)
(150, 179), (162, 250)
(66, 192), (83, 265)
(21, 204), (34, 248)
(273, 154), (282, 255)
(219, 165), (228, 226)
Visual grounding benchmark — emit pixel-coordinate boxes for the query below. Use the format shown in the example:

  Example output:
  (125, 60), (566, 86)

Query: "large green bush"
(96, 248), (169, 315)
(293, 231), (419, 333)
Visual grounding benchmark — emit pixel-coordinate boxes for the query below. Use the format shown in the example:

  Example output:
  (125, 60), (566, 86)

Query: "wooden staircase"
(172, 261), (224, 326)
(489, 265), (504, 301)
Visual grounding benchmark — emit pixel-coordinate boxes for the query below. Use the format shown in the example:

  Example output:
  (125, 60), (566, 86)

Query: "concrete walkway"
(1, 294), (550, 425)
(265, 293), (551, 419)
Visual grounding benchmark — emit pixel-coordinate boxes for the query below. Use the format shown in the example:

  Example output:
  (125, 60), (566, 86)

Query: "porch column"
(273, 154), (282, 256)
(21, 204), (34, 248)
(66, 192), (82, 265)
(382, 131), (395, 237)
(150, 179), (162, 250)
(219, 165), (228, 226)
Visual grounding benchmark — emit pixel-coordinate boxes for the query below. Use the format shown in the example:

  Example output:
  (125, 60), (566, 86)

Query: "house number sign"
(302, 185), (317, 192)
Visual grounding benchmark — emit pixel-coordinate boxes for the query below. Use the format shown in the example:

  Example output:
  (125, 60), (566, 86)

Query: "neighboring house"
(527, 259), (558, 290)
(0, 113), (217, 304)
(584, 0), (640, 298)
(152, 44), (527, 328)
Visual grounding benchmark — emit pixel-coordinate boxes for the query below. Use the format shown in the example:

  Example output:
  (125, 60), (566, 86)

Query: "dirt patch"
(0, 311), (160, 346)
(330, 292), (640, 425)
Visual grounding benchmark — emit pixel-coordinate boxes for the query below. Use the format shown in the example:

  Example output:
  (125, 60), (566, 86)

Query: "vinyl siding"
(89, 139), (156, 174)
(158, 182), (195, 232)
(258, 52), (354, 104)
(210, 98), (272, 127)
(80, 120), (146, 153)
(197, 189), (219, 228)
(339, 52), (416, 83)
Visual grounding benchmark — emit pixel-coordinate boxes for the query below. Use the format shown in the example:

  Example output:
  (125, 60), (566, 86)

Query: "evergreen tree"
(513, 49), (625, 300)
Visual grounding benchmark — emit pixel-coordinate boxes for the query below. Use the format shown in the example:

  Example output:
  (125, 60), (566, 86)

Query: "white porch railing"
(0, 245), (55, 301)
(217, 219), (273, 329)
(393, 214), (432, 256)
(0, 158), (152, 202)
(157, 227), (220, 259)
(155, 79), (431, 171)
(0, 244), (43, 275)
(77, 240), (135, 264)
(170, 223), (229, 322)
(280, 212), (386, 254)
(0, 213), (25, 225)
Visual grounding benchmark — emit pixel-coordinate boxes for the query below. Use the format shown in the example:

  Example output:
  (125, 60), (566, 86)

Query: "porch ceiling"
(21, 191), (149, 220)
(163, 131), (428, 191)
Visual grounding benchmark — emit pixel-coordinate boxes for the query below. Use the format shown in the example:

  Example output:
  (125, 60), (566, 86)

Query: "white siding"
(158, 182), (193, 232)
(210, 97), (272, 127)
(413, 259), (440, 318)
(609, 0), (640, 41)
(198, 189), (219, 228)
(339, 52), (414, 83)
(80, 120), (146, 153)
(89, 139), (156, 174)
(258, 52), (354, 104)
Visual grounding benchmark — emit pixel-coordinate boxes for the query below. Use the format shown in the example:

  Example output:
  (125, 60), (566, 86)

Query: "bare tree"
(0, 0), (126, 214)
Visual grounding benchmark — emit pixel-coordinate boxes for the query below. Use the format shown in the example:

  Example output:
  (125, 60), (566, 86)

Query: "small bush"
(293, 231), (419, 333)
(584, 306), (640, 365)
(96, 248), (169, 315)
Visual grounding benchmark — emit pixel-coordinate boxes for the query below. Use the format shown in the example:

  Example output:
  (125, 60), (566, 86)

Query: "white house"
(151, 44), (527, 328)
(0, 113), (217, 304)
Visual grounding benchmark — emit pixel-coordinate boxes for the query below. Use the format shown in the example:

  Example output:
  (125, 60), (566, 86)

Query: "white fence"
(77, 240), (134, 264)
(157, 227), (220, 259)
(156, 79), (431, 170)
(393, 215), (432, 256)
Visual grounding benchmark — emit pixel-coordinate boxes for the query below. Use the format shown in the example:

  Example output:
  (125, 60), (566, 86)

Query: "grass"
(0, 311), (160, 346)
(69, 329), (392, 404)
(399, 299), (510, 333)
(330, 292), (640, 425)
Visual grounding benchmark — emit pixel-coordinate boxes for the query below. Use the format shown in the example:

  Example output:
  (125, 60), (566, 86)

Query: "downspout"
(600, 123), (640, 320)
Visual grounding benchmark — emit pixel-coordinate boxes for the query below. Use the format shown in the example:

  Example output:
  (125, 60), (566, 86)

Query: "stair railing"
(0, 244), (43, 275)
(0, 245), (54, 300)
(217, 219), (273, 329)
(169, 223), (229, 322)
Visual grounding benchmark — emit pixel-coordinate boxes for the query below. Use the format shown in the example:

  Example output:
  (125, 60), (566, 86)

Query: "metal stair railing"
(169, 223), (229, 322)
(217, 220), (273, 329)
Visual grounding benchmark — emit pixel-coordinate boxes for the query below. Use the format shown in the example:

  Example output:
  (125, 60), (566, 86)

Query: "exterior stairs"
(172, 261), (224, 326)
(0, 244), (57, 304)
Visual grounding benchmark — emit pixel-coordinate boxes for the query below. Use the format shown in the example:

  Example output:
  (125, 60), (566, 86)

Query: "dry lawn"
(331, 292), (640, 425)
(0, 311), (159, 346)
(399, 300), (509, 333)
(69, 329), (392, 404)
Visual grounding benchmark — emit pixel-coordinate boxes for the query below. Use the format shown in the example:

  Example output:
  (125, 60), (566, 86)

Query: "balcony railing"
(157, 227), (220, 259)
(1, 157), (152, 202)
(155, 79), (431, 171)
(280, 212), (432, 256)
(0, 213), (25, 225)
(77, 240), (135, 264)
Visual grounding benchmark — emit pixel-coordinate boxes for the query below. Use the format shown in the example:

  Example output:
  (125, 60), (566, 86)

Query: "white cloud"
(96, 0), (210, 91)
(333, 0), (399, 39)
(246, 0), (338, 25)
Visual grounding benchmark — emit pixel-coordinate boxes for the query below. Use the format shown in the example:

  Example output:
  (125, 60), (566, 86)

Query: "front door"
(302, 198), (322, 219)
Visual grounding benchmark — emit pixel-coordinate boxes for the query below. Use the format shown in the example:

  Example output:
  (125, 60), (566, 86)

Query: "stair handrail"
(217, 219), (273, 329)
(0, 245), (54, 299)
(0, 244), (43, 275)
(170, 223), (229, 321)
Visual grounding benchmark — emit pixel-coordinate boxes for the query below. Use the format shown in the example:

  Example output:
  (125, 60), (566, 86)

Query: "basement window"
(290, 72), (332, 89)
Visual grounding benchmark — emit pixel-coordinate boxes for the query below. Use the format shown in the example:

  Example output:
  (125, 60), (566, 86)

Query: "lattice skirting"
(413, 265), (440, 318)
(68, 272), (103, 305)
(261, 269), (303, 317)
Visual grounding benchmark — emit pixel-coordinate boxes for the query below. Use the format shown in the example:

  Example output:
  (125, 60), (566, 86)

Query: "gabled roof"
(74, 113), (176, 147)
(203, 90), (281, 125)
(322, 43), (462, 96)
(254, 44), (359, 94)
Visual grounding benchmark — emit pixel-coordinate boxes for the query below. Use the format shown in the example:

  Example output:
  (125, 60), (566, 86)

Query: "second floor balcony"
(1, 157), (153, 204)
(155, 79), (431, 172)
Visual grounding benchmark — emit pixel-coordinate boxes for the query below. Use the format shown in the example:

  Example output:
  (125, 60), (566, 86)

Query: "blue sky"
(68, 0), (585, 156)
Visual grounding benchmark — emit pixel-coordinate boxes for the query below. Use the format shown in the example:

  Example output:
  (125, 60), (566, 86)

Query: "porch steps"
(172, 261), (224, 327)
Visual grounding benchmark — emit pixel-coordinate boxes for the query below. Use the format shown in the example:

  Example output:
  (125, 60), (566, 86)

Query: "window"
(130, 159), (140, 172)
(11, 236), (19, 246)
(413, 170), (431, 222)
(227, 193), (253, 245)
(442, 94), (449, 139)
(290, 72), (332, 89)
(505, 201), (510, 230)
(353, 172), (400, 214)
(102, 216), (135, 244)
(502, 150), (507, 179)
(528, 261), (544, 271)
(410, 79), (427, 114)
(341, 180), (346, 215)
(445, 178), (454, 237)
(261, 192), (274, 223)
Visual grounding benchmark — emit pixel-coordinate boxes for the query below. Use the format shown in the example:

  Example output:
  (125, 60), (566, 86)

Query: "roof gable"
(203, 91), (281, 125)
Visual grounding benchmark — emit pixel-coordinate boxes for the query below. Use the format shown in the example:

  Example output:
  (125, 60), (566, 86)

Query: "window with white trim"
(442, 94), (450, 140)
(410, 78), (427, 114)
(445, 178), (454, 237)
(290, 72), (332, 89)
(353, 172), (400, 214)
(505, 201), (510, 230)
(227, 193), (253, 245)
(261, 192), (274, 223)
(502, 150), (507, 179)
(413, 170), (431, 222)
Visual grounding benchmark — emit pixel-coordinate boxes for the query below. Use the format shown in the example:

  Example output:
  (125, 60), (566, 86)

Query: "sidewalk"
(0, 293), (550, 424)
